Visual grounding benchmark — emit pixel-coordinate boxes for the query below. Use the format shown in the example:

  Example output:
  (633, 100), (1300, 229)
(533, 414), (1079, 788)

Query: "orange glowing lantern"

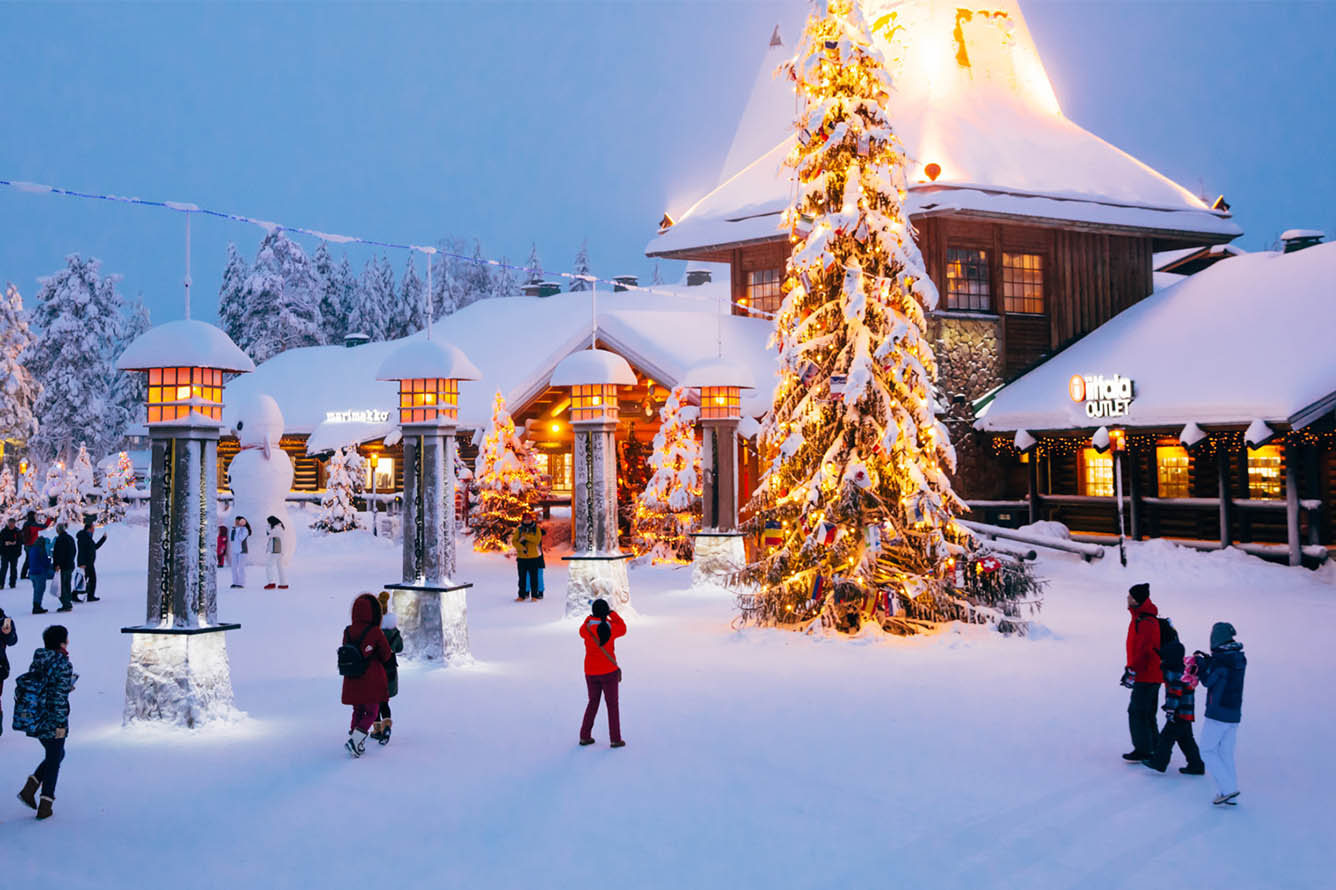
(376, 339), (480, 428)
(115, 320), (254, 425)
(550, 349), (636, 424)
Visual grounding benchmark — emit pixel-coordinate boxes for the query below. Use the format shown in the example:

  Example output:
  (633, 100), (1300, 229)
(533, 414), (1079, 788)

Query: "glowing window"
(547, 452), (572, 494)
(365, 457), (395, 491)
(700, 386), (742, 420)
(744, 268), (783, 317)
(1247, 445), (1283, 499)
(1156, 443), (1190, 498)
(1002, 252), (1045, 314)
(146, 366), (223, 423)
(397, 378), (459, 424)
(945, 247), (991, 312)
(571, 384), (619, 422)
(1079, 447), (1114, 497)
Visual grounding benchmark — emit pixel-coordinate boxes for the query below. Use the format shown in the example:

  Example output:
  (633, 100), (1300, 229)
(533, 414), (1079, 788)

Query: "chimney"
(344, 332), (371, 348)
(521, 282), (543, 298)
(613, 275), (638, 292)
(686, 269), (712, 287)
(1280, 229), (1324, 253)
(770, 25), (783, 48)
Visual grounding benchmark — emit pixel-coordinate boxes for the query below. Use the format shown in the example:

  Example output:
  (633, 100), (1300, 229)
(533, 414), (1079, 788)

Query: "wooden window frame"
(742, 268), (783, 317)
(1002, 251), (1046, 315)
(1078, 446), (1114, 497)
(944, 245), (993, 312)
(1246, 444), (1284, 499)
(1155, 442), (1190, 498)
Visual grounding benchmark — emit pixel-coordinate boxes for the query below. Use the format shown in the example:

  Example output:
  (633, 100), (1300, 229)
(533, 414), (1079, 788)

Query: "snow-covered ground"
(1, 515), (1332, 889)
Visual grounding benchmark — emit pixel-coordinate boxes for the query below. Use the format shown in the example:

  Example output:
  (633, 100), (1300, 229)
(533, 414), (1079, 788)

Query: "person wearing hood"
(263, 515), (288, 590)
(27, 530), (53, 615)
(1142, 619), (1205, 775)
(1195, 622), (1247, 806)
(1121, 582), (1163, 762)
(370, 591), (404, 745)
(339, 593), (392, 757)
(15, 625), (77, 821)
(578, 598), (627, 748)
(228, 516), (251, 589)
(511, 510), (546, 602)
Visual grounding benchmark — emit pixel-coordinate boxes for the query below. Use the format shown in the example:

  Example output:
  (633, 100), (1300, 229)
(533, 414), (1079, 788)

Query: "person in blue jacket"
(27, 533), (53, 615)
(1194, 622), (1246, 806)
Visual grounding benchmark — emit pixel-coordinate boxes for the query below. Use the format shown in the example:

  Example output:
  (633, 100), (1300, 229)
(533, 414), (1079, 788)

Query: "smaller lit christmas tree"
(0, 466), (15, 519)
(17, 465), (40, 517)
(632, 385), (701, 563)
(100, 451), (136, 523)
(472, 392), (544, 551)
(314, 445), (365, 532)
(44, 461), (85, 526)
(71, 443), (96, 501)
(617, 422), (653, 546)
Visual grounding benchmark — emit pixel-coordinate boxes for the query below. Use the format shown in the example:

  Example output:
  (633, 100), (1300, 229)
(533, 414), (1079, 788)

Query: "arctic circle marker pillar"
(683, 360), (755, 587)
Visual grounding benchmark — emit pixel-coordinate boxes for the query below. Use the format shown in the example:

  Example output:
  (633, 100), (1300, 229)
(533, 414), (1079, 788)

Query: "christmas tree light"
(472, 391), (546, 552)
(100, 450), (136, 523)
(313, 445), (365, 532)
(631, 385), (701, 563)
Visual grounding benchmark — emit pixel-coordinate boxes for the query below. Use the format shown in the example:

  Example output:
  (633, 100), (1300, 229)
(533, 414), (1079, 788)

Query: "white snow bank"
(117, 319), (254, 372)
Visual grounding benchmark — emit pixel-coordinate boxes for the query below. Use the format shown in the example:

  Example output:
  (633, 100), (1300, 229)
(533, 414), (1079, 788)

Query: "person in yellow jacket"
(511, 511), (546, 602)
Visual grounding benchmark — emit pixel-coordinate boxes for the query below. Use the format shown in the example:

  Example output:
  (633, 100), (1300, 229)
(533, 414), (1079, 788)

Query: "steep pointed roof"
(649, 0), (1238, 258)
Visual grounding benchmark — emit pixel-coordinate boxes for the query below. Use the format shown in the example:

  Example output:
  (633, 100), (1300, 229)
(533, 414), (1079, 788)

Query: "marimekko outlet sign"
(1069, 373), (1134, 419)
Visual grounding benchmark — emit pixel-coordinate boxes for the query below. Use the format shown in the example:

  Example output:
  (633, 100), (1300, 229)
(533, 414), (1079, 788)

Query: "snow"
(680, 357), (756, 390)
(549, 348), (636, 387)
(3, 520), (1332, 887)
(1013, 428), (1036, 452)
(976, 243), (1336, 432)
(304, 419), (394, 455)
(647, 0), (1239, 259)
(116, 319), (254, 373)
(1179, 421), (1207, 449)
(1280, 228), (1324, 241)
(1244, 418), (1275, 448)
(374, 338), (482, 382)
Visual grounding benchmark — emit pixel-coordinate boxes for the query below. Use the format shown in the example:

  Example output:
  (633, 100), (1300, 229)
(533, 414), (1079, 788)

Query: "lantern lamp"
(682, 359), (755, 575)
(376, 339), (481, 427)
(116, 319), (254, 425)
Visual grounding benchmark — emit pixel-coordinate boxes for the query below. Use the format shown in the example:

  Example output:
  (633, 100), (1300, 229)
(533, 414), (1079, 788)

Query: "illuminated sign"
(325, 409), (391, 424)
(1069, 374), (1133, 419)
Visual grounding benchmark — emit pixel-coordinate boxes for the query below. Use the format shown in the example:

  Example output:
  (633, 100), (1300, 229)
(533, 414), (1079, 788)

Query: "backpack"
(337, 625), (373, 678)
(11, 667), (45, 737)
(1137, 613), (1174, 648)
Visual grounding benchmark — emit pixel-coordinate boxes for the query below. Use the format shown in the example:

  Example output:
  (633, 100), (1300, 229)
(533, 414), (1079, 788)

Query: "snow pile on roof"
(224, 286), (778, 434)
(681, 358), (756, 390)
(975, 243), (1336, 431)
(648, 0), (1238, 257)
(375, 338), (482, 381)
(550, 349), (637, 387)
(117, 319), (254, 372)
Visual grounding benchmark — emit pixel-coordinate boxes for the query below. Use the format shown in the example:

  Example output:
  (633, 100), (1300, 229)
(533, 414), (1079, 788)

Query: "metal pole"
(183, 212), (192, 320)
(591, 277), (597, 347)
(425, 252), (433, 341)
(1114, 450), (1127, 566)
(371, 457), (378, 537)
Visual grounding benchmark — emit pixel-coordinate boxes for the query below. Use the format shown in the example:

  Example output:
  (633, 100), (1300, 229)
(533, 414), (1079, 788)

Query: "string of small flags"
(0, 176), (774, 319)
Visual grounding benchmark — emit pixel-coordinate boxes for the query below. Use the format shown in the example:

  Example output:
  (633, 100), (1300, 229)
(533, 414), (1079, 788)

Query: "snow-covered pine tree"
(0, 283), (40, 455)
(237, 230), (324, 362)
(524, 243), (543, 286)
(100, 450), (135, 523)
(471, 391), (542, 552)
(459, 241), (493, 309)
(0, 467), (15, 519)
(216, 243), (251, 348)
(71, 442), (95, 502)
(569, 240), (592, 291)
(313, 445), (364, 532)
(740, 0), (986, 635)
(52, 464), (85, 526)
(347, 259), (380, 341)
(433, 237), (467, 320)
(107, 296), (151, 449)
(313, 242), (350, 344)
(395, 255), (425, 339)
(16, 465), (40, 517)
(632, 386), (701, 563)
(650, 263), (664, 286)
(489, 257), (520, 300)
(25, 255), (125, 464)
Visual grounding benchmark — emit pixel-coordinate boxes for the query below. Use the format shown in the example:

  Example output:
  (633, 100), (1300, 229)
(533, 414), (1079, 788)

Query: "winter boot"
(579, 738), (595, 746)
(368, 721), (384, 742)
(277, 585), (289, 590)
(32, 606), (48, 614)
(345, 730), (368, 758)
(18, 775), (39, 809)
(36, 795), (54, 820)
(610, 740), (627, 749)
(263, 583), (277, 590)
(377, 718), (392, 745)
(1122, 750), (1149, 762)
(1180, 764), (1206, 775)
(86, 594), (100, 602)
(1140, 759), (1167, 773)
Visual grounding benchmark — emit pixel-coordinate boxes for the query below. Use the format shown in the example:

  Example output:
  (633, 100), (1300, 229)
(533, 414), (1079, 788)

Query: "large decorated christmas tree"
(741, 0), (1033, 634)
(631, 386), (701, 563)
(472, 391), (545, 551)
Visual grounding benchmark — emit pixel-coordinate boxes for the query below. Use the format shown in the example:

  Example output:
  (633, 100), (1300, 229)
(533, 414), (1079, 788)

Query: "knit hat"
(1210, 621), (1236, 649)
(1128, 583), (1150, 605)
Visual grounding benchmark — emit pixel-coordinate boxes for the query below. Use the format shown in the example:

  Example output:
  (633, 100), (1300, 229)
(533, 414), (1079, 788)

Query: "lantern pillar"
(701, 417), (740, 531)
(685, 374), (753, 590)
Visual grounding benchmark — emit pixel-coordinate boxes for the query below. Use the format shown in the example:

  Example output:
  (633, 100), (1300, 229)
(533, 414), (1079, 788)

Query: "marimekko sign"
(325, 409), (391, 424)
(1069, 374), (1134, 419)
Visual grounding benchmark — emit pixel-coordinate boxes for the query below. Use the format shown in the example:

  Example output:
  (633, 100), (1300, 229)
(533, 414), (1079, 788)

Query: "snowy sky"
(1, 0), (1332, 326)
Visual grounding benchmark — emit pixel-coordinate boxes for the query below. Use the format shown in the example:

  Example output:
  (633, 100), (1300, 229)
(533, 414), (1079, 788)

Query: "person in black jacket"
(1, 518), (22, 588)
(0, 607), (16, 735)
(75, 518), (105, 603)
(51, 523), (76, 613)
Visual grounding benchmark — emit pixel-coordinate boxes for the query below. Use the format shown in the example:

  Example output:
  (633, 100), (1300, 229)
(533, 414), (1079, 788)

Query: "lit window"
(1002, 252), (1045, 314)
(700, 386), (742, 420)
(1079, 447), (1114, 497)
(1156, 443), (1190, 498)
(745, 268), (783, 317)
(945, 247), (991, 312)
(397, 378), (458, 424)
(571, 384), (619, 422)
(365, 457), (394, 491)
(1247, 444), (1283, 498)
(548, 452), (572, 493)
(146, 366), (223, 423)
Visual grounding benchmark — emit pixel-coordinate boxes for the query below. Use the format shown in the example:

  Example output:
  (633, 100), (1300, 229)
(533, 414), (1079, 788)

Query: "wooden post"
(1026, 452), (1040, 524)
(1127, 444), (1143, 541)
(1286, 438), (1302, 566)
(1217, 437), (1233, 548)
(1237, 441), (1252, 543)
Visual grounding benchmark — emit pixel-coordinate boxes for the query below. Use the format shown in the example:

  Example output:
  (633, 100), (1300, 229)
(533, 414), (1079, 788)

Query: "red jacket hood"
(1129, 599), (1158, 619)
(351, 593), (382, 626)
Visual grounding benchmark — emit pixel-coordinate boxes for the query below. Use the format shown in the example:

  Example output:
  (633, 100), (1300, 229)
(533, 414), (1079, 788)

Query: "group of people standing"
(218, 514), (288, 590)
(1, 616), (76, 821)
(1122, 582), (1248, 806)
(1, 512), (106, 614)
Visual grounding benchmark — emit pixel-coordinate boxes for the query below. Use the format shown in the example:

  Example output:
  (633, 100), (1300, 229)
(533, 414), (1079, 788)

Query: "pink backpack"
(1182, 655), (1201, 690)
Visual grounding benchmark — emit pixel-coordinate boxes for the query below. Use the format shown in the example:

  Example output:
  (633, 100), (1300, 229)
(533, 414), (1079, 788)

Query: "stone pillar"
(1285, 438), (1302, 567)
(566, 417), (631, 617)
(123, 423), (240, 728)
(700, 418), (740, 532)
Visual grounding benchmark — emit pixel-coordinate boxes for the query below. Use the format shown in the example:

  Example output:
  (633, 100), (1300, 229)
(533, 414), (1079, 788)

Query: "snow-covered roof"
(550, 349), (637, 387)
(648, 1), (1239, 258)
(305, 419), (395, 455)
(223, 286), (778, 434)
(1281, 229), (1324, 241)
(116, 319), (254, 373)
(375, 338), (482, 382)
(681, 358), (756, 390)
(975, 243), (1336, 433)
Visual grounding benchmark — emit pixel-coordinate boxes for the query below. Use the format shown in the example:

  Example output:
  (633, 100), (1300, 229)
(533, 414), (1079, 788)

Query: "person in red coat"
(1122, 582), (1164, 761)
(341, 593), (392, 758)
(579, 598), (626, 748)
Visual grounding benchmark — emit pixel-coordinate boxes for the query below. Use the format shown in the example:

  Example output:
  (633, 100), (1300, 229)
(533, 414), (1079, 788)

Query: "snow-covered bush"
(101, 450), (135, 523)
(313, 446), (364, 532)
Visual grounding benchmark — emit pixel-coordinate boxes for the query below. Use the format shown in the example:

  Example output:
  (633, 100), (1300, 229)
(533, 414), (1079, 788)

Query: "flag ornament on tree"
(740, 0), (989, 634)
(472, 391), (545, 552)
(631, 385), (702, 563)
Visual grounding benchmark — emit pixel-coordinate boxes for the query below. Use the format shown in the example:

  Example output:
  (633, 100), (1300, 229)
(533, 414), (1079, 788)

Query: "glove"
(1162, 704), (1177, 719)
(1120, 667), (1136, 688)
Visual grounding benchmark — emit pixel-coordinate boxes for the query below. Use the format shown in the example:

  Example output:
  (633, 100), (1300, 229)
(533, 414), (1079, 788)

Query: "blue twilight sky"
(1, 0), (1333, 327)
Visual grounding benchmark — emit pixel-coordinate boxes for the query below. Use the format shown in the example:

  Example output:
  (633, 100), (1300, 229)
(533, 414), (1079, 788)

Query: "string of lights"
(0, 176), (775, 319)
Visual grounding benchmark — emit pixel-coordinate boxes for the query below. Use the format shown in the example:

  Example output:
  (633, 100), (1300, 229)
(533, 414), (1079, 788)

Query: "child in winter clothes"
(263, 516), (288, 590)
(578, 598), (626, 748)
(340, 593), (392, 758)
(228, 516), (251, 588)
(1196, 622), (1247, 806)
(216, 526), (228, 568)
(16, 624), (76, 821)
(370, 591), (404, 745)
(1142, 620), (1205, 775)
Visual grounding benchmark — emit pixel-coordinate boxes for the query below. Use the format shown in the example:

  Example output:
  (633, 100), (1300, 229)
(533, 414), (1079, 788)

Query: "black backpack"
(337, 626), (373, 678)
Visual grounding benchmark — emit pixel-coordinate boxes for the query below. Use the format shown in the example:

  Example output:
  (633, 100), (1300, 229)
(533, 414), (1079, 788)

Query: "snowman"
(228, 393), (296, 572)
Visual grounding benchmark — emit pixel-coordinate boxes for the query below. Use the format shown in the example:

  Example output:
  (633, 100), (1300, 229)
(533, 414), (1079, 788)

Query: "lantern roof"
(550, 348), (636, 387)
(375, 338), (481, 382)
(681, 358), (755, 390)
(116, 319), (254, 373)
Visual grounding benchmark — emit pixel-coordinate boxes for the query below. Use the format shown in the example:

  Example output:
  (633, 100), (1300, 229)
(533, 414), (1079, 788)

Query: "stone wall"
(929, 314), (1006, 500)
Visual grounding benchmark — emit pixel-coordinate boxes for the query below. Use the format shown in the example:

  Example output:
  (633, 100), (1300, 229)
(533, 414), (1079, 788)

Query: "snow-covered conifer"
(395, 255), (425, 338)
(472, 391), (543, 552)
(632, 386), (701, 563)
(236, 230), (324, 362)
(456, 240), (492, 309)
(16, 465), (40, 516)
(489, 257), (520, 300)
(313, 446), (364, 532)
(216, 243), (250, 348)
(569, 241), (592, 291)
(650, 263), (664, 286)
(433, 237), (468, 320)
(0, 283), (41, 453)
(313, 242), (353, 344)
(100, 450), (135, 522)
(71, 442), (95, 500)
(107, 297), (151, 447)
(25, 255), (124, 464)
(0, 467), (15, 520)
(524, 243), (543, 286)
